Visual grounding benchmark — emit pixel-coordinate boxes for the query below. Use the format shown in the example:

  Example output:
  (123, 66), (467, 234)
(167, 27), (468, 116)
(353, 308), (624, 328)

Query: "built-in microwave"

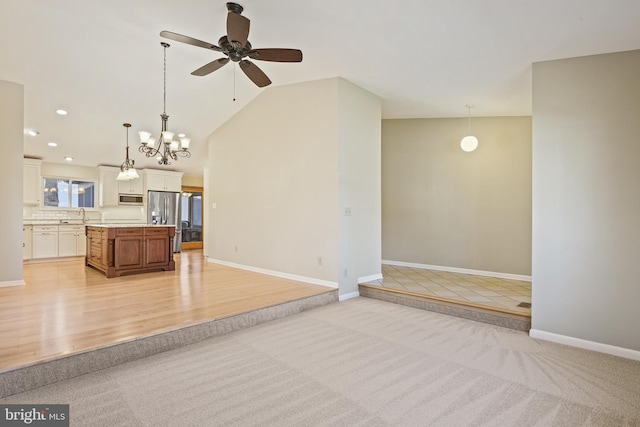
(118, 194), (144, 206)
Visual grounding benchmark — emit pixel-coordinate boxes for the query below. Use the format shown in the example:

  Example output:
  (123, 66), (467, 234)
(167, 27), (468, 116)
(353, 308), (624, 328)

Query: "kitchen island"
(86, 224), (175, 278)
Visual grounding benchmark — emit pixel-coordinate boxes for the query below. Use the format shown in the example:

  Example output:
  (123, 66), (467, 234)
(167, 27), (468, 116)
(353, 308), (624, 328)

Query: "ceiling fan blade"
(248, 48), (303, 62)
(160, 31), (222, 52)
(227, 12), (250, 48)
(191, 58), (230, 76)
(239, 60), (271, 87)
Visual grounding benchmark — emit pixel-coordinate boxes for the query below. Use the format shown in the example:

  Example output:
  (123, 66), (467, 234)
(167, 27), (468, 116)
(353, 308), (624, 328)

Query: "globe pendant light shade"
(460, 135), (479, 152)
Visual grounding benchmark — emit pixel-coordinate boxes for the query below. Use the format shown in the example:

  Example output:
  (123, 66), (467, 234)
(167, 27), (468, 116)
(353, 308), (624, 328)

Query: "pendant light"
(117, 123), (139, 181)
(460, 104), (479, 152)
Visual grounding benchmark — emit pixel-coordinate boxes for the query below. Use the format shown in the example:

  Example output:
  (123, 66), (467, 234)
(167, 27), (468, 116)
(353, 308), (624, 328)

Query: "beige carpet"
(2, 298), (639, 426)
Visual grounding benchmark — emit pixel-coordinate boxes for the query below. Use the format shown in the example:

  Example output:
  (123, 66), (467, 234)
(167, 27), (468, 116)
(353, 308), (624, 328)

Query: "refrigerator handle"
(164, 194), (168, 224)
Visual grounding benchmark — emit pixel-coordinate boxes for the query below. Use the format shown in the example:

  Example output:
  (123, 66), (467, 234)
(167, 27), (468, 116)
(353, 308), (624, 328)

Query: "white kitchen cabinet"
(23, 159), (42, 205)
(32, 225), (59, 259)
(144, 170), (183, 192)
(59, 225), (86, 257)
(99, 166), (119, 207)
(118, 176), (143, 194)
(23, 225), (33, 260)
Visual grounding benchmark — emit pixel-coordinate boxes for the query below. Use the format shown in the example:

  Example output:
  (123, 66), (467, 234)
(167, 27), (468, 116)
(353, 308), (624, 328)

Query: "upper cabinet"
(98, 166), (119, 207)
(118, 176), (144, 195)
(23, 158), (42, 205)
(144, 170), (183, 192)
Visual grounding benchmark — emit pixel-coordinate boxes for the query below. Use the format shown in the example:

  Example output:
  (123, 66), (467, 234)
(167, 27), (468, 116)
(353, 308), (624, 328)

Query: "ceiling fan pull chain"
(233, 63), (236, 101)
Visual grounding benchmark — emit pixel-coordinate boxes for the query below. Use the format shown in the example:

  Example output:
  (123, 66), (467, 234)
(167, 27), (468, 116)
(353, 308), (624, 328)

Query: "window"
(180, 191), (203, 243)
(43, 178), (95, 208)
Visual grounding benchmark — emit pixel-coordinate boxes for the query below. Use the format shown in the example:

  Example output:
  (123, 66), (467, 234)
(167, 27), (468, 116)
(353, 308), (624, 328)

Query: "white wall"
(1, 80), (25, 286)
(182, 174), (203, 187)
(337, 79), (382, 294)
(207, 77), (381, 294)
(208, 78), (341, 284)
(202, 166), (210, 258)
(532, 49), (640, 352)
(382, 117), (532, 275)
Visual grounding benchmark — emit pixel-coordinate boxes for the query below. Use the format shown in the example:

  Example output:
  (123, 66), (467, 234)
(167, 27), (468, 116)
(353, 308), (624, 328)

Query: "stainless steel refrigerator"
(147, 191), (182, 252)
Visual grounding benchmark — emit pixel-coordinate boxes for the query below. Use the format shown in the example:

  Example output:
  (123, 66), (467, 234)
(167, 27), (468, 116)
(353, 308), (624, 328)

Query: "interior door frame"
(180, 185), (203, 250)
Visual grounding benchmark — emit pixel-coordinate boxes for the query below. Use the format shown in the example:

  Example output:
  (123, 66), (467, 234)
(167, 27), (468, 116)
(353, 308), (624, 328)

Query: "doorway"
(180, 186), (203, 250)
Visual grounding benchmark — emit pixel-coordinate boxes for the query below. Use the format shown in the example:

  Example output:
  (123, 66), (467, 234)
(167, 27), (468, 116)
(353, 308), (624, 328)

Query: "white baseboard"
(339, 291), (360, 302)
(0, 279), (26, 288)
(358, 273), (382, 284)
(529, 329), (640, 361)
(207, 258), (339, 289)
(382, 260), (532, 282)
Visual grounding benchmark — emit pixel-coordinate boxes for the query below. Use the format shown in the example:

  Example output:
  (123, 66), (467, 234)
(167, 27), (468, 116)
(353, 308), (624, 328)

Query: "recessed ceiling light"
(178, 133), (186, 138)
(25, 129), (40, 136)
(56, 109), (68, 115)
(64, 156), (73, 161)
(48, 142), (58, 147)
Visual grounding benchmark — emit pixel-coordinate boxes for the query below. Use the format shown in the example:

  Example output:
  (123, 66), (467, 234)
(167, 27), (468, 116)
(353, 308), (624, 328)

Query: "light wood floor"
(0, 251), (333, 372)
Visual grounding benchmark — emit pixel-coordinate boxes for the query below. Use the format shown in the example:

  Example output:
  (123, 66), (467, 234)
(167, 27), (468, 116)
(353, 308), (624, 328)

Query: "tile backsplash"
(23, 206), (143, 224)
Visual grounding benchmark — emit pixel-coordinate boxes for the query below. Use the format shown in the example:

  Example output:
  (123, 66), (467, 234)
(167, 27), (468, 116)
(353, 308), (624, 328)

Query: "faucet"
(78, 208), (86, 224)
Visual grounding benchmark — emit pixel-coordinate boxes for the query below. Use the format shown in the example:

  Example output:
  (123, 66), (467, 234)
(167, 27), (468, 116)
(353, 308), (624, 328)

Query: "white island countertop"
(85, 224), (174, 228)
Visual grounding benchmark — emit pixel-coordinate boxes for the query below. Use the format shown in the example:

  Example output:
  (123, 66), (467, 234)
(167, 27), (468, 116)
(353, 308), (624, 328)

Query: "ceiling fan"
(160, 2), (303, 88)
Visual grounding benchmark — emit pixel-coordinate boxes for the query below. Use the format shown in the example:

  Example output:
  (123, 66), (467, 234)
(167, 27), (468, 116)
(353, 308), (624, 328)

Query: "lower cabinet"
(114, 228), (144, 270)
(59, 225), (87, 257)
(143, 228), (171, 268)
(32, 225), (59, 259)
(23, 226), (33, 260)
(86, 225), (175, 278)
(86, 227), (107, 269)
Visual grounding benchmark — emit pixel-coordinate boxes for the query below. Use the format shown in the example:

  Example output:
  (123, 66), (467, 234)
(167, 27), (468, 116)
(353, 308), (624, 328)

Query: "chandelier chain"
(163, 43), (167, 114)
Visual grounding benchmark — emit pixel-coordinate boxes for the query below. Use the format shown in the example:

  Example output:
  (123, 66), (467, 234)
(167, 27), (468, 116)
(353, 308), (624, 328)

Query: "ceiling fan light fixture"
(460, 105), (478, 152)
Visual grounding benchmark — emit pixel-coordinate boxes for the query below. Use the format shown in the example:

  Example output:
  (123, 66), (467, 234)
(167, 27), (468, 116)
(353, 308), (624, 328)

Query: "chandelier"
(138, 42), (191, 165)
(117, 123), (139, 180)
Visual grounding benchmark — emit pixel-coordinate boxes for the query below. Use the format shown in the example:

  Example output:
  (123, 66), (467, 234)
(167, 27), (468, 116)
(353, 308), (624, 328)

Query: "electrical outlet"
(317, 257), (323, 265)
(344, 269), (348, 277)
(235, 245), (238, 252)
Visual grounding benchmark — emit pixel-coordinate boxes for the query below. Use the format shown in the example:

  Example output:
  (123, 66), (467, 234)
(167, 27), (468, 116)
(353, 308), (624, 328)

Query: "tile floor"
(364, 264), (531, 315)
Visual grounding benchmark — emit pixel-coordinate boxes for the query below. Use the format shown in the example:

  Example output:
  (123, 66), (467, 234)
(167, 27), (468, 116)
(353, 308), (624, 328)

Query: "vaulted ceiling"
(2, 0), (639, 175)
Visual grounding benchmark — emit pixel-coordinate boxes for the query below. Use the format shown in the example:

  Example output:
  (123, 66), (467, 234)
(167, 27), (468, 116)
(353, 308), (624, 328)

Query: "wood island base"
(86, 225), (175, 278)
